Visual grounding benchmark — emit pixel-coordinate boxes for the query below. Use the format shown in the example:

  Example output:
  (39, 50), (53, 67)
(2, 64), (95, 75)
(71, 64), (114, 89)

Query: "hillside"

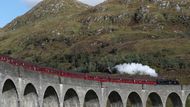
(0, 0), (190, 84)
(0, 29), (3, 33)
(3, 0), (89, 31)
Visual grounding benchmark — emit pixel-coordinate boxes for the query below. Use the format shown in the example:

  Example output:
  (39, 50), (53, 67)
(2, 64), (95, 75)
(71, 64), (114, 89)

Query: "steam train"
(156, 79), (179, 85)
(0, 55), (180, 85)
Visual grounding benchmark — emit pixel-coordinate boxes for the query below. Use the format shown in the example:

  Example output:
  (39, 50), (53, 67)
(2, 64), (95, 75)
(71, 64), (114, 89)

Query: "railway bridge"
(0, 56), (190, 107)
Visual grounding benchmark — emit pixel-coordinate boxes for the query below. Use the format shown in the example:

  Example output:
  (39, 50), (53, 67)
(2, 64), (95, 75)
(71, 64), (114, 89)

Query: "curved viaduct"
(0, 59), (190, 107)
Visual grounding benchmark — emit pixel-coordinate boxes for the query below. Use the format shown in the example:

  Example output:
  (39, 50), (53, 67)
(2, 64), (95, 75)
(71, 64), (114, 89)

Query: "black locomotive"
(156, 79), (180, 85)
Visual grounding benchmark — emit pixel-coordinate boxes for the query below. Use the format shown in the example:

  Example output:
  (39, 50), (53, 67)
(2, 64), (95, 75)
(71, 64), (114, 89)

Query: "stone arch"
(106, 91), (123, 107)
(23, 83), (39, 107)
(166, 92), (182, 107)
(186, 93), (190, 107)
(1, 79), (19, 107)
(126, 92), (142, 107)
(43, 86), (60, 107)
(63, 88), (80, 107)
(84, 89), (100, 107)
(146, 92), (163, 107)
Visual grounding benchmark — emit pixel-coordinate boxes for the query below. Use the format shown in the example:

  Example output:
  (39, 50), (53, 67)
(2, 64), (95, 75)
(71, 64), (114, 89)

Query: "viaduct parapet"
(0, 56), (190, 107)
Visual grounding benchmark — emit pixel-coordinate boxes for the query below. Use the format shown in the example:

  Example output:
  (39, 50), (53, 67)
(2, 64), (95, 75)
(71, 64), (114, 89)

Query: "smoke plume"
(114, 63), (158, 77)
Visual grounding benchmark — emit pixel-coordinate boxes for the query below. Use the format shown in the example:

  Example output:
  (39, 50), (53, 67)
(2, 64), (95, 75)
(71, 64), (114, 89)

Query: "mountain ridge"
(3, 0), (90, 31)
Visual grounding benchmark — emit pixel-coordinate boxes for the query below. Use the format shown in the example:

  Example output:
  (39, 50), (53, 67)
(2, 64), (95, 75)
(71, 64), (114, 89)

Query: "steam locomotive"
(0, 55), (180, 85)
(156, 79), (180, 85)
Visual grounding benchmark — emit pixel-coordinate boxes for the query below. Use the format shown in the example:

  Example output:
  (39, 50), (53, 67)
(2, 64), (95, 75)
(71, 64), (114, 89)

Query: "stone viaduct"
(0, 57), (190, 107)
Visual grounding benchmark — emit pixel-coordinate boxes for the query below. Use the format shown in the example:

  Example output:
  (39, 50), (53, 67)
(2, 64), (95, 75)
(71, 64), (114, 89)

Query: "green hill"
(3, 0), (89, 31)
(0, 0), (190, 84)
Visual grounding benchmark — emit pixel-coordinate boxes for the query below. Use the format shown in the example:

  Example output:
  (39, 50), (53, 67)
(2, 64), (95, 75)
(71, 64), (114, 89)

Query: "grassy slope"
(77, 0), (190, 83)
(3, 0), (89, 31)
(0, 0), (190, 84)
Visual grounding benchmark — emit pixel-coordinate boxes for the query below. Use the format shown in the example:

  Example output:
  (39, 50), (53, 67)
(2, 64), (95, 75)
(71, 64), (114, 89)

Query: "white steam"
(114, 63), (158, 77)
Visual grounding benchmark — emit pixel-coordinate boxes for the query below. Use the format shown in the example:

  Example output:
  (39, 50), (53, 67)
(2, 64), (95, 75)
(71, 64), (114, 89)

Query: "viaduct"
(0, 56), (190, 107)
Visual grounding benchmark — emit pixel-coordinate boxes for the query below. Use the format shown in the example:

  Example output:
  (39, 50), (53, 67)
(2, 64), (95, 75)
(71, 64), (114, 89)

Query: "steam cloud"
(114, 63), (158, 77)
